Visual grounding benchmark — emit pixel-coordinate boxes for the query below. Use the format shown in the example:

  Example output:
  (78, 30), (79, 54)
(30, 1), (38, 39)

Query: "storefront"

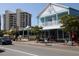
(37, 3), (79, 42)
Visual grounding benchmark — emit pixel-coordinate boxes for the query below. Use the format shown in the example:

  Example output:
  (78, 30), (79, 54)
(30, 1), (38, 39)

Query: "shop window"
(58, 29), (63, 39)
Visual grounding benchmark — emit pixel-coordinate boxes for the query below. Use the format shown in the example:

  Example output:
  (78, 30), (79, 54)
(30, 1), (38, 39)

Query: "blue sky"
(0, 3), (79, 29)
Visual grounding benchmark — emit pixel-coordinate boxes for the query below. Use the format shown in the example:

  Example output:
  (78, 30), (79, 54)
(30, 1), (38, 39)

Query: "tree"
(60, 14), (79, 45)
(3, 30), (10, 35)
(9, 28), (17, 40)
(2, 28), (17, 40)
(0, 30), (4, 37)
(31, 26), (42, 42)
(13, 26), (19, 41)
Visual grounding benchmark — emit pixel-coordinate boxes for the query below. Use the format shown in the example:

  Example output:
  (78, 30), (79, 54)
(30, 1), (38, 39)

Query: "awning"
(43, 25), (61, 30)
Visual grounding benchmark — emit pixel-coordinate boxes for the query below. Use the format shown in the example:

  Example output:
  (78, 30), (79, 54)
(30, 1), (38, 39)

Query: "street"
(0, 42), (79, 56)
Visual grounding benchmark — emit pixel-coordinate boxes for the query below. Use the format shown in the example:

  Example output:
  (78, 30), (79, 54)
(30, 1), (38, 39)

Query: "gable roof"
(37, 3), (69, 18)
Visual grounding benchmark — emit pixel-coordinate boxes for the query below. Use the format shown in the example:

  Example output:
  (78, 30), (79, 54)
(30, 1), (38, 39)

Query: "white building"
(37, 3), (79, 42)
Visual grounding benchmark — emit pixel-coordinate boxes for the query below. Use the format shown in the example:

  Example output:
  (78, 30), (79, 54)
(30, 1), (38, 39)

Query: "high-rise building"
(3, 9), (31, 30)
(16, 9), (31, 29)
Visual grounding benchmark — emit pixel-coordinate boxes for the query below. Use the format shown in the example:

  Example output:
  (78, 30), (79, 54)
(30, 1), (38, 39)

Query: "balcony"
(39, 20), (60, 27)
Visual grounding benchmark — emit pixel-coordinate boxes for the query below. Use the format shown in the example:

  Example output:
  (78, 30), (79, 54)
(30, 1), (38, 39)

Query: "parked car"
(0, 37), (12, 45)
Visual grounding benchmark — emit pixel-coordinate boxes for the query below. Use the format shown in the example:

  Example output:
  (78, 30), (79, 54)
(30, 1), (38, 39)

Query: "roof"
(69, 7), (79, 13)
(37, 3), (69, 18)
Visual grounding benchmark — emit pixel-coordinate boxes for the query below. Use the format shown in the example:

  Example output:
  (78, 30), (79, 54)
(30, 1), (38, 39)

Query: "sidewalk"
(13, 40), (79, 52)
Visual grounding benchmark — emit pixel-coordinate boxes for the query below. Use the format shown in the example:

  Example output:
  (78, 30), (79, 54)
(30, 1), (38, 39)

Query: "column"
(37, 17), (39, 26)
(57, 29), (59, 40)
(69, 33), (71, 41)
(62, 30), (64, 41)
(44, 17), (46, 39)
(23, 28), (24, 38)
(24, 13), (26, 37)
(48, 30), (50, 38)
(44, 17), (46, 26)
(56, 13), (59, 40)
(68, 9), (70, 15)
(28, 14), (29, 39)
(48, 30), (50, 41)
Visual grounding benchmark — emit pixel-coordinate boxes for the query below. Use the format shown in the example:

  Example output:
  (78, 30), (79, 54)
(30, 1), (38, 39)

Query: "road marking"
(0, 46), (38, 56)
(14, 44), (79, 54)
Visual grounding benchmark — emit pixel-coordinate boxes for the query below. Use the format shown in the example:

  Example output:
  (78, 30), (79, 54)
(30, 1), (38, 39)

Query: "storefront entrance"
(42, 29), (69, 42)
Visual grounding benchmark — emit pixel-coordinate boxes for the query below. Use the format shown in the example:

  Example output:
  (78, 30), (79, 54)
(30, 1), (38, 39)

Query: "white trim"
(37, 3), (69, 18)
(42, 25), (61, 30)
(68, 9), (70, 15)
(51, 3), (69, 9)
(37, 3), (49, 18)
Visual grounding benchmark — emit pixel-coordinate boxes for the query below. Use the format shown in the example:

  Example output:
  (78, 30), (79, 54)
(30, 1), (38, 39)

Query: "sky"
(0, 3), (79, 29)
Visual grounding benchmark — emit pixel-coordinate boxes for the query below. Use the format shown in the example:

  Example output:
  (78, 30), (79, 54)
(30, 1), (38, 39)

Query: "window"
(40, 18), (44, 23)
(40, 14), (56, 23)
(52, 15), (56, 21)
(45, 15), (56, 22)
(45, 16), (52, 22)
(58, 29), (63, 39)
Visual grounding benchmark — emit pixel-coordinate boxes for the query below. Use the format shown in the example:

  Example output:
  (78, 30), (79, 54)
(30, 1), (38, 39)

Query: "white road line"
(0, 46), (38, 56)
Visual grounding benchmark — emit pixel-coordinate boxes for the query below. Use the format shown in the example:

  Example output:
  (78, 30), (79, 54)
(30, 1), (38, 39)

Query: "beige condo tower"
(3, 9), (31, 30)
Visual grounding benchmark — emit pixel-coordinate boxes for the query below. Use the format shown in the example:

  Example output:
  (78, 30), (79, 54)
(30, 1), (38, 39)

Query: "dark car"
(0, 37), (12, 45)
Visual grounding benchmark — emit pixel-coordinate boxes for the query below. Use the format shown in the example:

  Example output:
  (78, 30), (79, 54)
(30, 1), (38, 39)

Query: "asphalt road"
(0, 42), (79, 56)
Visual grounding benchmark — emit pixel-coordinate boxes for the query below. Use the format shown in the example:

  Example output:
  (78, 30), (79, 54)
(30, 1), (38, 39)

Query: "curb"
(25, 43), (79, 52)
(13, 41), (79, 51)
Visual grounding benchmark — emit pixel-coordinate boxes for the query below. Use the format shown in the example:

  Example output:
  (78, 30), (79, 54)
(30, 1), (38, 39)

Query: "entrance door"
(49, 29), (57, 41)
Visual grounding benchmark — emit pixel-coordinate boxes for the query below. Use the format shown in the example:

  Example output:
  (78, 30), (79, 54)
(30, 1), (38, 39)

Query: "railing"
(39, 20), (60, 27)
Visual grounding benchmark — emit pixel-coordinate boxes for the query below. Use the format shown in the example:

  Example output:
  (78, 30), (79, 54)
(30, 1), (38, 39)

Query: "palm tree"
(9, 28), (17, 40)
(31, 26), (42, 42)
(60, 14), (79, 45)
(14, 26), (19, 41)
